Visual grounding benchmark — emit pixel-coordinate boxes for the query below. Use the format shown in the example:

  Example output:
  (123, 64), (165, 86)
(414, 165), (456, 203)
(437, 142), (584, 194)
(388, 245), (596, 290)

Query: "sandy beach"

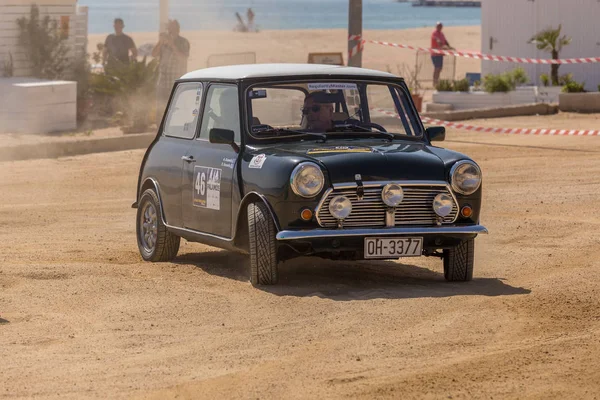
(89, 26), (481, 87)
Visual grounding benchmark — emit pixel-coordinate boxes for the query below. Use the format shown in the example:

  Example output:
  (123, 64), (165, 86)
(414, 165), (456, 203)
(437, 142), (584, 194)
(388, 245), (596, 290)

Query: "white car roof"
(180, 63), (397, 80)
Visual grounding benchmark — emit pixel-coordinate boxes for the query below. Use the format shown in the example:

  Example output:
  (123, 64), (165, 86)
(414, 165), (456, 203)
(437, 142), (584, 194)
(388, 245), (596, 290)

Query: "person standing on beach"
(152, 20), (191, 119)
(102, 18), (138, 70)
(247, 8), (256, 32)
(431, 21), (452, 87)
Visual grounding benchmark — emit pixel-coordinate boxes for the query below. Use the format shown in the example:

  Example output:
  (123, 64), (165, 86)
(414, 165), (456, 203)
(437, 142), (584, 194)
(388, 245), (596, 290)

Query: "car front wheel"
(136, 188), (180, 262)
(248, 202), (278, 285)
(443, 239), (474, 282)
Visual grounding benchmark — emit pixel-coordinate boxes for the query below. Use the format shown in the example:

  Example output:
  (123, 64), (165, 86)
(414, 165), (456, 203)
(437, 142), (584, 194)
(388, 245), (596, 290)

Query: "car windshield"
(246, 80), (422, 141)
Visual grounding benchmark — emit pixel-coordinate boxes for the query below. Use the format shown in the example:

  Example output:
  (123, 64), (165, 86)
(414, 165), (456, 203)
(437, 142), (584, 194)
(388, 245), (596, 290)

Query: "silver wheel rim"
(140, 202), (158, 253)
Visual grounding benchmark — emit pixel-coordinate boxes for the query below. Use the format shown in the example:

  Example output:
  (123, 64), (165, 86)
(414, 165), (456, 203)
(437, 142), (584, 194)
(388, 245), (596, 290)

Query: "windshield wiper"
(254, 127), (327, 142)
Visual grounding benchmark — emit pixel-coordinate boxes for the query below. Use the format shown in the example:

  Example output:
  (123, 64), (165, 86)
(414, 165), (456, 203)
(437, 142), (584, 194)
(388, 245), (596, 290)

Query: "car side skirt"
(164, 224), (248, 254)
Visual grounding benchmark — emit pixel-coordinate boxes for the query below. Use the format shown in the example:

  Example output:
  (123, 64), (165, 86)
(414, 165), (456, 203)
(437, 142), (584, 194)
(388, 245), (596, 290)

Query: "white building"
(0, 0), (88, 133)
(482, 0), (600, 91)
(0, 0), (88, 77)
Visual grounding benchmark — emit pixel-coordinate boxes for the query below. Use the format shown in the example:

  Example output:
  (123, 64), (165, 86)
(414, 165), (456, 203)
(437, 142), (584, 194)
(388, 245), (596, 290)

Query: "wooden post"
(159, 0), (169, 33)
(348, 0), (363, 67)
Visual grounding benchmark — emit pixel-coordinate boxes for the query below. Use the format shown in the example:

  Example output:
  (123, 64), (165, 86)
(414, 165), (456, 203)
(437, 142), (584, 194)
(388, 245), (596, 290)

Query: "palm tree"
(529, 25), (572, 86)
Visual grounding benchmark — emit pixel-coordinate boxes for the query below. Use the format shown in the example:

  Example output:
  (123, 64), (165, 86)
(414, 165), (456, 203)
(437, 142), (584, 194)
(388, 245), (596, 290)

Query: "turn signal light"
(300, 208), (313, 221)
(461, 205), (473, 218)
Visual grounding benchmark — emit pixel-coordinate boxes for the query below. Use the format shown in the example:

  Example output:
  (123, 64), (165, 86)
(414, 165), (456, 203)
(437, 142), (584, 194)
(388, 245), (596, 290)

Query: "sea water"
(79, 0), (480, 34)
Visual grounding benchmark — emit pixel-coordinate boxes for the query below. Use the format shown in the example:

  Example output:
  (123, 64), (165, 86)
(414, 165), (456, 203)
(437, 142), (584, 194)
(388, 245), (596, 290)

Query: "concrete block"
(537, 86), (562, 104)
(558, 93), (600, 113)
(0, 77), (77, 133)
(422, 103), (558, 122)
(425, 103), (454, 112)
(432, 87), (537, 111)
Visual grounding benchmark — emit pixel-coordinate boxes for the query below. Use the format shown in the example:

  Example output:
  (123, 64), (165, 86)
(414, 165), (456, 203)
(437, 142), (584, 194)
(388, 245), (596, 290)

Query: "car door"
(147, 82), (203, 227)
(181, 84), (241, 238)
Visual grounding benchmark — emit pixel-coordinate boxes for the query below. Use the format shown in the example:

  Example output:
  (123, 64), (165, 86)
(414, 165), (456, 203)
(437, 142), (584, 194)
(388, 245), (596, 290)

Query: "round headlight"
(433, 193), (454, 217)
(381, 183), (404, 207)
(290, 162), (325, 198)
(328, 196), (352, 220)
(450, 161), (482, 195)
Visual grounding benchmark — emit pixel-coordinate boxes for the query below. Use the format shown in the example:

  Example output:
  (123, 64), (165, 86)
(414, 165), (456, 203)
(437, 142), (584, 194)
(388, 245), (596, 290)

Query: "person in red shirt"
(431, 22), (452, 86)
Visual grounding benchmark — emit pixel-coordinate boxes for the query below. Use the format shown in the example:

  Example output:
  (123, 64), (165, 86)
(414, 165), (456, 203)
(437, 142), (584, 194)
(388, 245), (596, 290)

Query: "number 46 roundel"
(193, 166), (222, 210)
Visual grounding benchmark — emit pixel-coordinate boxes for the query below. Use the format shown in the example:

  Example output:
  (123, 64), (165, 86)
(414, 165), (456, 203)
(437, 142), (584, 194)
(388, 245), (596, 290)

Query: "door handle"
(181, 156), (196, 163)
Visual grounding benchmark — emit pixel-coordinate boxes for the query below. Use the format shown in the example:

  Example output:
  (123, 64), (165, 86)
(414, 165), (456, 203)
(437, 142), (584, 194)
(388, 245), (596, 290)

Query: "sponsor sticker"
(307, 83), (358, 91)
(221, 157), (235, 169)
(307, 146), (372, 155)
(193, 166), (222, 210)
(249, 154), (267, 169)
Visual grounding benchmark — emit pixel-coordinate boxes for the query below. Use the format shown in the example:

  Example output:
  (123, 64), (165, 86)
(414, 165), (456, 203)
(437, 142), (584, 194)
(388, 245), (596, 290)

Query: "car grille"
(316, 184), (458, 228)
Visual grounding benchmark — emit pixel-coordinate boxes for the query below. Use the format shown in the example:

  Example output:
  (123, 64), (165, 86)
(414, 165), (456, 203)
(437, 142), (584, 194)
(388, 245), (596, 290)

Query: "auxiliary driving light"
(328, 196), (352, 220)
(300, 208), (313, 221)
(433, 193), (453, 217)
(461, 205), (473, 218)
(381, 183), (404, 207)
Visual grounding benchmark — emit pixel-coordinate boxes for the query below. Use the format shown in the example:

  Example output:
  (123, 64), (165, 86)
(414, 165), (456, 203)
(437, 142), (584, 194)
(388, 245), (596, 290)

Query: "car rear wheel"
(136, 188), (180, 262)
(248, 202), (278, 285)
(443, 239), (474, 282)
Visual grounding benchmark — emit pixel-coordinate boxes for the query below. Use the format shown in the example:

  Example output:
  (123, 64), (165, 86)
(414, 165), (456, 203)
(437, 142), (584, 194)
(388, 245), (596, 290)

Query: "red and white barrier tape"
(371, 108), (600, 136)
(348, 40), (365, 59)
(349, 35), (600, 64)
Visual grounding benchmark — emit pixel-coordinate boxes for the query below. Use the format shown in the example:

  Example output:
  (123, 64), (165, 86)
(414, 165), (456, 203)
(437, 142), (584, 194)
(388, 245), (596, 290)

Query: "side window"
(163, 83), (203, 139)
(199, 85), (240, 142)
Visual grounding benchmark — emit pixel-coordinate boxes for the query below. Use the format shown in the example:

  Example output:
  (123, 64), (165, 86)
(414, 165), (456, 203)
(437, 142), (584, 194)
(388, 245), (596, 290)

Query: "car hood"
(263, 140), (447, 183)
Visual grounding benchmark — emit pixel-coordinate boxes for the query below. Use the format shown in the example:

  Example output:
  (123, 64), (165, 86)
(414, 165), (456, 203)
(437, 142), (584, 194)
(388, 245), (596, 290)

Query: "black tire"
(248, 202), (278, 285)
(136, 188), (180, 262)
(443, 239), (474, 282)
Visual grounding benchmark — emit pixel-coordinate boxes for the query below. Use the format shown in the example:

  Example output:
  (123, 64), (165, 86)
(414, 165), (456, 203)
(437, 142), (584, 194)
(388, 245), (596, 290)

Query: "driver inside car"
(302, 91), (335, 132)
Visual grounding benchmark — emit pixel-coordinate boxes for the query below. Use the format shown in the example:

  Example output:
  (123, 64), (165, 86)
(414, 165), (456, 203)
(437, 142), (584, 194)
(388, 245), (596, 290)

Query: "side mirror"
(426, 126), (446, 142)
(209, 128), (240, 153)
(209, 128), (235, 145)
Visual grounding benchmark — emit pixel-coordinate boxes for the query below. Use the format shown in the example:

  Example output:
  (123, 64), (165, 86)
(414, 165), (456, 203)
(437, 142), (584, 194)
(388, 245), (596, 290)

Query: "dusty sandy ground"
(1, 112), (600, 399)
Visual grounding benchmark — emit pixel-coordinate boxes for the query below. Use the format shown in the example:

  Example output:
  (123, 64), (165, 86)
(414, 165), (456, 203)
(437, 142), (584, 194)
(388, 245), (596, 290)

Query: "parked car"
(133, 64), (487, 285)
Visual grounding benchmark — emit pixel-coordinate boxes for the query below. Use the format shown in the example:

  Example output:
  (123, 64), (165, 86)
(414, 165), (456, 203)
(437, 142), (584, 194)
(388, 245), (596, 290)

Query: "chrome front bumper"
(276, 225), (488, 241)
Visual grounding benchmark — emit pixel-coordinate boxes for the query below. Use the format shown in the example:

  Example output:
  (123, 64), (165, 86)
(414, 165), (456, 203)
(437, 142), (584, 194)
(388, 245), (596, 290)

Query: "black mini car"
(134, 64), (487, 285)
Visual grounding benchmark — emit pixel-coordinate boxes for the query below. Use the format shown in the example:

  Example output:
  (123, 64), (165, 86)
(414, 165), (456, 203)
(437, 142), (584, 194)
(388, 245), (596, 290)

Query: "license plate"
(364, 237), (423, 259)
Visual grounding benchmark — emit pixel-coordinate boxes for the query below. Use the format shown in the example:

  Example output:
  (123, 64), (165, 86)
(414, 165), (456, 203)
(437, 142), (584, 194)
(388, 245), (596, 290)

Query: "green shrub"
(483, 67), (529, 93)
(453, 78), (470, 92)
(483, 74), (512, 93)
(90, 57), (159, 132)
(2, 52), (13, 77)
(598, 84), (600, 92)
(540, 74), (550, 87)
(436, 79), (453, 91)
(17, 4), (70, 79)
(507, 67), (529, 87)
(70, 52), (92, 123)
(558, 73), (573, 86)
(562, 81), (585, 93)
